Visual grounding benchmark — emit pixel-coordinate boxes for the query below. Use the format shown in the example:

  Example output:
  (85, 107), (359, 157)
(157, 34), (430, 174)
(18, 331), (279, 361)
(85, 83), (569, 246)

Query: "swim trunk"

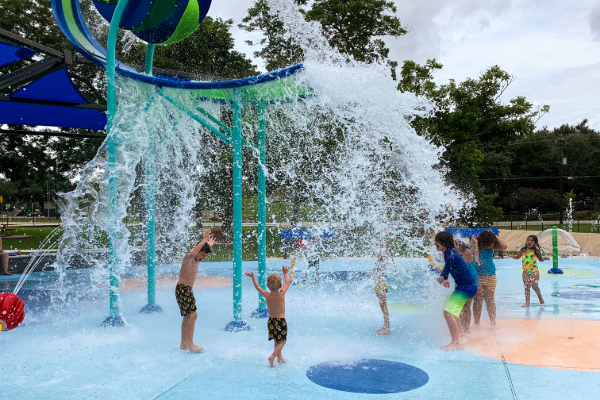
(478, 275), (497, 291)
(374, 283), (388, 293)
(268, 318), (287, 342)
(175, 283), (197, 316)
(444, 285), (477, 318)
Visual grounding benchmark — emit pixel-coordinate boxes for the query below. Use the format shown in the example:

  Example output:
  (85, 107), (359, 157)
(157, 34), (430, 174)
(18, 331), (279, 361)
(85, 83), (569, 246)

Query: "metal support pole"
(102, 0), (131, 327)
(252, 100), (268, 318)
(225, 89), (249, 331)
(139, 45), (161, 314)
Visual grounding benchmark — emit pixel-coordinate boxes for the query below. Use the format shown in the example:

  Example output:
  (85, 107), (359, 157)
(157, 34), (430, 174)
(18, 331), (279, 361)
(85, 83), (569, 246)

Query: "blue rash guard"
(441, 247), (477, 287)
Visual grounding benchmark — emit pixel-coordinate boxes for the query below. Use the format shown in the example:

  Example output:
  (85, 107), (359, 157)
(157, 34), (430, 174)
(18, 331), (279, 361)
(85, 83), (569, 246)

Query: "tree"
(239, 0), (306, 71)
(304, 0), (407, 74)
(504, 188), (560, 214)
(399, 60), (550, 225)
(240, 0), (406, 77)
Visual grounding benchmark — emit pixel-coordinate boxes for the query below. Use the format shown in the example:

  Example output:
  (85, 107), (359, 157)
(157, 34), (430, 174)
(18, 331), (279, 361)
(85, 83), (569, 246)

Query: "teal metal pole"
(103, 0), (131, 326)
(144, 44), (155, 74)
(252, 100), (268, 318)
(225, 89), (249, 331)
(140, 44), (161, 314)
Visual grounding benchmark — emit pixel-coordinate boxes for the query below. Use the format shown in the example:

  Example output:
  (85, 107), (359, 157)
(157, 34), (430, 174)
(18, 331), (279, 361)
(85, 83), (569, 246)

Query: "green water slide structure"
(51, 0), (309, 330)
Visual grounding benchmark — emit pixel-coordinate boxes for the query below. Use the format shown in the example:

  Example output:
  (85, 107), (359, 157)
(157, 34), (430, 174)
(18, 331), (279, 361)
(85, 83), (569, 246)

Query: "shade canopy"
(0, 53), (107, 130)
(0, 41), (37, 68)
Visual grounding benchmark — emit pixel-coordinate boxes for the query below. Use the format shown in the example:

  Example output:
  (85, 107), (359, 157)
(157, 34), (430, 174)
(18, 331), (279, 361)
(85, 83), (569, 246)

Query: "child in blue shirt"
(435, 231), (477, 351)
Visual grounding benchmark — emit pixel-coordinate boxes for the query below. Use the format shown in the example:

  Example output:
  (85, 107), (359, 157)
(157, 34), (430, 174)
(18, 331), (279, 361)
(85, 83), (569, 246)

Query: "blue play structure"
(49, 0), (307, 330)
(445, 228), (499, 237)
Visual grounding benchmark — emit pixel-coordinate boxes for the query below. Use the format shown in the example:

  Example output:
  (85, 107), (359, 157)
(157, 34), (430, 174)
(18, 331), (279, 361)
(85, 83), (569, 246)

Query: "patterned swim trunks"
(175, 283), (197, 316)
(268, 318), (287, 342)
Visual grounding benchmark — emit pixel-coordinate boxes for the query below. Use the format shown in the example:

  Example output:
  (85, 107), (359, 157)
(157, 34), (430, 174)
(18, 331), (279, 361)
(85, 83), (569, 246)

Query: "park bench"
(0, 223), (17, 237)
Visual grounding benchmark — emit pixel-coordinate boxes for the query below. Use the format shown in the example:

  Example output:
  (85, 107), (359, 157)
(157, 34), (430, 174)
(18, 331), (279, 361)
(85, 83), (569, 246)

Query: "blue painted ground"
(1, 258), (599, 399)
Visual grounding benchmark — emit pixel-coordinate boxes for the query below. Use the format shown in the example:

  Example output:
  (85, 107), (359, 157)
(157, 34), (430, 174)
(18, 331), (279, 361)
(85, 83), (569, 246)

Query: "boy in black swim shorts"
(176, 229), (215, 353)
(245, 265), (290, 367)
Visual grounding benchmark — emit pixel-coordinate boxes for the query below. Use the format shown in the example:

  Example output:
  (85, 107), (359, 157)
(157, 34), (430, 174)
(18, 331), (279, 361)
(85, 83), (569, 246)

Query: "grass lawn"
(1, 227), (62, 251)
(0, 226), (288, 261)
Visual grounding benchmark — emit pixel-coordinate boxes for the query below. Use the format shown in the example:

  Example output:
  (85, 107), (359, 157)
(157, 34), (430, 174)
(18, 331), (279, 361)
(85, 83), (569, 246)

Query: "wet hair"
(520, 235), (543, 259)
(477, 230), (498, 251)
(196, 241), (212, 254)
(455, 240), (467, 254)
(434, 231), (455, 250)
(267, 274), (281, 292)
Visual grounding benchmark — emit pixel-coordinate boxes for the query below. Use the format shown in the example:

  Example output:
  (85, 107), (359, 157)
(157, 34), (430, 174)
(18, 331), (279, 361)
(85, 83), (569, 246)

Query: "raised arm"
(244, 271), (269, 296)
(493, 232), (508, 251)
(470, 235), (479, 261)
(280, 265), (291, 295)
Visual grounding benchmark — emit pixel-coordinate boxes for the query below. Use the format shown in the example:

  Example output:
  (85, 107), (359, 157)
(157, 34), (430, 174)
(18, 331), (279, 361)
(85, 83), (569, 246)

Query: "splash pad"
(6, 1), (600, 398)
(20, 0), (462, 333)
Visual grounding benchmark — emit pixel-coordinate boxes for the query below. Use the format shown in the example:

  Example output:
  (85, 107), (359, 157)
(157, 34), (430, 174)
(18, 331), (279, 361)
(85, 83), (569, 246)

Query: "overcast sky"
(208, 0), (600, 130)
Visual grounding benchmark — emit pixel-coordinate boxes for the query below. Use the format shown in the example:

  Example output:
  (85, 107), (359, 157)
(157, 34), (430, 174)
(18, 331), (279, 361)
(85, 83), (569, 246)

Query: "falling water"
(14, 0), (469, 314)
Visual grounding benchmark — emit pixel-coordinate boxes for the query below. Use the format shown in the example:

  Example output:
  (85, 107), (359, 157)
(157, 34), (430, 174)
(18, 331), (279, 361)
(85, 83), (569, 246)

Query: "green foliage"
(304, 0), (406, 67)
(504, 187), (560, 214)
(399, 59), (550, 225)
(241, 0), (405, 76)
(239, 0), (306, 71)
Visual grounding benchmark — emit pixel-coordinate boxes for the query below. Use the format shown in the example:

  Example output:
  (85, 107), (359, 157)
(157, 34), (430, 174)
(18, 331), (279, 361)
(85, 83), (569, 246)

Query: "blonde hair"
(267, 274), (281, 292)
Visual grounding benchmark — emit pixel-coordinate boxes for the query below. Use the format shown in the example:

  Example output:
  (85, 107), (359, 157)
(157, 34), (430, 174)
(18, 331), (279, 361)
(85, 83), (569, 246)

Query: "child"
(472, 230), (507, 327)
(373, 236), (392, 335)
(512, 235), (548, 307)
(456, 239), (478, 334)
(245, 266), (290, 367)
(0, 237), (10, 275)
(176, 229), (215, 353)
(435, 231), (477, 350)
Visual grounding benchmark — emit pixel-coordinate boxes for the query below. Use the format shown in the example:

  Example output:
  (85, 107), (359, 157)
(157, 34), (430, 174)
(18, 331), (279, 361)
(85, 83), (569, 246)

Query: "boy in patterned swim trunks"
(176, 229), (215, 353)
(245, 265), (290, 367)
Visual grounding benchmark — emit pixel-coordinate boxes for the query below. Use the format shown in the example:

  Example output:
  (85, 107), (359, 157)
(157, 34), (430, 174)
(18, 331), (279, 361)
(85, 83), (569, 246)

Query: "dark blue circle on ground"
(306, 359), (429, 394)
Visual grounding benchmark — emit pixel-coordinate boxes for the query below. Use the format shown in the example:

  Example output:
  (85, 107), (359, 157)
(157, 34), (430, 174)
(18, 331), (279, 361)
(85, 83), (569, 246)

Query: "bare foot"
(268, 355), (276, 367)
(440, 342), (462, 351)
(521, 303), (530, 308)
(180, 344), (204, 353)
(539, 298), (545, 305)
(277, 356), (287, 364)
(1, 272), (11, 275)
(377, 327), (390, 335)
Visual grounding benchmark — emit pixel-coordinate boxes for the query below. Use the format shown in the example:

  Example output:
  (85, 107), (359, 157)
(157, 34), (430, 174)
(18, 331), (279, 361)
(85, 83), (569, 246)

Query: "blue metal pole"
(225, 89), (249, 331)
(102, 0), (131, 327)
(252, 100), (268, 318)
